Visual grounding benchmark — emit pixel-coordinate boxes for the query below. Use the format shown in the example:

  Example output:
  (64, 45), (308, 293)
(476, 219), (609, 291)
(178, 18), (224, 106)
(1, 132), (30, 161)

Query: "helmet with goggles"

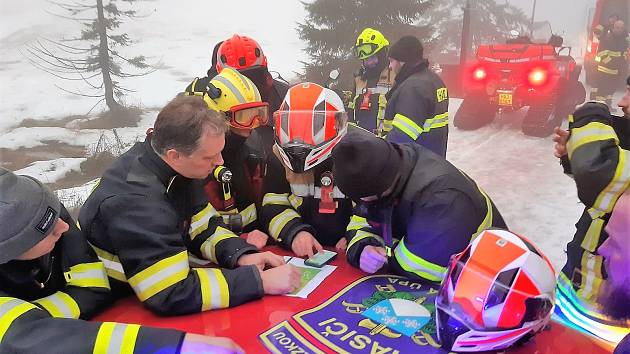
(355, 28), (389, 60)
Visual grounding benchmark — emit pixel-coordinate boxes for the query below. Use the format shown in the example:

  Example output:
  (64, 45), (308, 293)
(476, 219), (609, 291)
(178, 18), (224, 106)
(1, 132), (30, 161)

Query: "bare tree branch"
(55, 84), (104, 97)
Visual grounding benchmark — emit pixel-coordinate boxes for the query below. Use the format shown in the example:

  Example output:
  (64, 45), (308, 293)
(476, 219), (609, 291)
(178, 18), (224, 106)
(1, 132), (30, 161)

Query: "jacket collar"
(139, 134), (179, 189)
(386, 59), (429, 99)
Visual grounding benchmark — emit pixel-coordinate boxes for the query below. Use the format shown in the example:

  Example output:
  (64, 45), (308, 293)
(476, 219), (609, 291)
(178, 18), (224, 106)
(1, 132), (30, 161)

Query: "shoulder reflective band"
(394, 238), (447, 282)
(189, 203), (221, 241)
(93, 322), (140, 354)
(34, 291), (80, 319)
(200, 226), (238, 264)
(64, 262), (110, 289)
(194, 268), (229, 311)
(0, 297), (41, 341)
(127, 250), (189, 302)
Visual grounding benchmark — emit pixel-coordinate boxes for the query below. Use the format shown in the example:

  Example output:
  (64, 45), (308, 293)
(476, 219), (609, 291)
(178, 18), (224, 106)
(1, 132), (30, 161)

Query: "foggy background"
(0, 0), (623, 272)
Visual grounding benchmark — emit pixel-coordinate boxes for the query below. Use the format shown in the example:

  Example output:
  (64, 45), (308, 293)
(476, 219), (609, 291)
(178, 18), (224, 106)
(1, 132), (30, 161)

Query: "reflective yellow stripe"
(472, 187), (493, 240)
(90, 244), (127, 282)
(347, 230), (383, 250)
(194, 268), (230, 311)
(240, 203), (257, 227)
(269, 209), (300, 240)
(567, 122), (619, 160)
(0, 297), (40, 342)
(34, 291), (80, 319)
(597, 65), (618, 75)
(65, 262), (110, 289)
(581, 214), (605, 252)
(422, 112), (449, 131)
(591, 149), (630, 214)
(189, 203), (220, 240)
(200, 226), (238, 264)
(93, 322), (140, 354)
(392, 113), (422, 140)
(263, 193), (291, 206)
(346, 215), (369, 231)
(394, 238), (447, 282)
(288, 194), (303, 209)
(127, 251), (189, 302)
(576, 252), (605, 302)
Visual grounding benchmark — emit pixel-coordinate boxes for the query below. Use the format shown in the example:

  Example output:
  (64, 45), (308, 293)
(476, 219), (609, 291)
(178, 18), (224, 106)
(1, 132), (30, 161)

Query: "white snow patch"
(54, 179), (99, 211)
(14, 157), (86, 184)
(447, 98), (582, 271)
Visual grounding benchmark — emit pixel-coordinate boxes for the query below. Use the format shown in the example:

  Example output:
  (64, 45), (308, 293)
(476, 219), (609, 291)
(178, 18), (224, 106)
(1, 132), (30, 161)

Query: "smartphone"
(304, 250), (337, 268)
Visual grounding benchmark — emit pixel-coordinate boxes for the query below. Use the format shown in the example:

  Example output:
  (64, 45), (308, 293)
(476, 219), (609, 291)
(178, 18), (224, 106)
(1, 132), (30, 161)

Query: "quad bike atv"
(454, 27), (586, 137)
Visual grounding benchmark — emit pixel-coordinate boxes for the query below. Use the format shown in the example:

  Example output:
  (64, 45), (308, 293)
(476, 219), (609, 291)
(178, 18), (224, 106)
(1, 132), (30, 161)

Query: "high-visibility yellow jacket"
(79, 136), (264, 316)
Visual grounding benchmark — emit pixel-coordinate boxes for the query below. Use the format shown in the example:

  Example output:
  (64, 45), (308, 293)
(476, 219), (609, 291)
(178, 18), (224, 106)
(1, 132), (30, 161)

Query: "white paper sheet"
(283, 256), (337, 298)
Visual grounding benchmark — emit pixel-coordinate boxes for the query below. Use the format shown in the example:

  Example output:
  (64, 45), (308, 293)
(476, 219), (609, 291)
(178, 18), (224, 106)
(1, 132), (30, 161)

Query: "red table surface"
(92, 247), (614, 353)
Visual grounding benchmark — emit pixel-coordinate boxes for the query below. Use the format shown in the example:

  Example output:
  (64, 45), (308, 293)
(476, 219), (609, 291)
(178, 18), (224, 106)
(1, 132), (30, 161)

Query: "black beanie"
(0, 168), (60, 264)
(332, 133), (401, 199)
(388, 35), (424, 63)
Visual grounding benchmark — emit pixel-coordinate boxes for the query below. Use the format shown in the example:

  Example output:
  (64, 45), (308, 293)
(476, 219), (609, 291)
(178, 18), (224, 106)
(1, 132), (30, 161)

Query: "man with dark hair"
(0, 168), (244, 354)
(384, 35), (449, 157)
(331, 133), (506, 282)
(80, 95), (300, 317)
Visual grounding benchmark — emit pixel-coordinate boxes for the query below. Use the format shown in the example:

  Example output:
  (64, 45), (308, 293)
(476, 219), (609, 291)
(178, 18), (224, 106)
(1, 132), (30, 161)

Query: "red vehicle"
(453, 24), (586, 137)
(584, 0), (630, 88)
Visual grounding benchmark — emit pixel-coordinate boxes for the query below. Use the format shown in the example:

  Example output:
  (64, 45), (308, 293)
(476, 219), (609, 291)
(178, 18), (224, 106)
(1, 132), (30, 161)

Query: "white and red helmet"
(273, 83), (348, 173)
(436, 229), (557, 352)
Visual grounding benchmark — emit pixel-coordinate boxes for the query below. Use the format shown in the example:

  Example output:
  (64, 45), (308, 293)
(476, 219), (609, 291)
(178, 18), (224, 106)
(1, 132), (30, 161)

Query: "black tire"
(522, 103), (555, 137)
(454, 95), (496, 130)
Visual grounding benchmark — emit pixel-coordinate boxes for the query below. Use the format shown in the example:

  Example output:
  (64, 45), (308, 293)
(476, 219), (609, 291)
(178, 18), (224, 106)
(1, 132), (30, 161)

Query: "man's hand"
(260, 264), (301, 295)
(243, 229), (269, 250)
(552, 127), (569, 158)
(359, 246), (388, 274)
(237, 251), (285, 271)
(181, 333), (244, 354)
(335, 237), (348, 253)
(291, 231), (323, 258)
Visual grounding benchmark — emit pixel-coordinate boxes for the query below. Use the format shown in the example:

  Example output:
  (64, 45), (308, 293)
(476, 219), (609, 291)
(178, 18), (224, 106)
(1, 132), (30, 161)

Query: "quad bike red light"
(528, 68), (548, 87)
(472, 67), (487, 81)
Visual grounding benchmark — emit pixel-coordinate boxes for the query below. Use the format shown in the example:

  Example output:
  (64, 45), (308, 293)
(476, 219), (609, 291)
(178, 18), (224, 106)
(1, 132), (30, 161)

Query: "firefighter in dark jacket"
(385, 35), (449, 157)
(0, 169), (244, 354)
(185, 68), (271, 249)
(187, 34), (290, 248)
(261, 83), (362, 257)
(349, 28), (395, 136)
(552, 79), (630, 307)
(79, 96), (299, 317)
(331, 134), (506, 282)
(590, 20), (629, 107)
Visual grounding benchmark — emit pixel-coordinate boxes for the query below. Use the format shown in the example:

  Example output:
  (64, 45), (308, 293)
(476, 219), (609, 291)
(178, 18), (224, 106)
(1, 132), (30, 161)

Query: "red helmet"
(216, 34), (268, 72)
(436, 229), (556, 352)
(274, 83), (348, 173)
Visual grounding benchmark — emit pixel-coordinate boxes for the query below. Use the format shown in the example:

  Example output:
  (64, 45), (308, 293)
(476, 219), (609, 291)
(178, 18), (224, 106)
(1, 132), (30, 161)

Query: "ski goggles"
(356, 43), (379, 59)
(225, 102), (269, 129)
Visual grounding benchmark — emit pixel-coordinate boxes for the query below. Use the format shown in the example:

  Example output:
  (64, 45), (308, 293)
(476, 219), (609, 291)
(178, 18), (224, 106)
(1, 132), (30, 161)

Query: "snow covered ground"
(1, 0), (622, 273)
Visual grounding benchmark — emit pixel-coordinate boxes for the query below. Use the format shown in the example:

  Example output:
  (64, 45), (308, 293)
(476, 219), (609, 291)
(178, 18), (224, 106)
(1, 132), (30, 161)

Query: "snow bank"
(14, 157), (86, 184)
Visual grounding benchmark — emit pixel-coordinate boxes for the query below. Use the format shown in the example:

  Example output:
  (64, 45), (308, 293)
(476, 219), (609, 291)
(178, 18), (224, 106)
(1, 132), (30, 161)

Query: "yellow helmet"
(205, 68), (261, 111)
(355, 28), (389, 60)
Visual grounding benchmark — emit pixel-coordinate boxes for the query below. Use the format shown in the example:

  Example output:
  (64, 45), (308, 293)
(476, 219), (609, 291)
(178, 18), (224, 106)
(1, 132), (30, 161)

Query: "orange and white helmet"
(436, 229), (556, 352)
(273, 83), (348, 173)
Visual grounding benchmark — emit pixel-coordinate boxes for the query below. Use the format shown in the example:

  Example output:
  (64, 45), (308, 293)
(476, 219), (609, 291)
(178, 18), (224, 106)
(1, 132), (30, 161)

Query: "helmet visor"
(437, 255), (554, 332)
(227, 102), (269, 129)
(274, 110), (347, 147)
(356, 43), (379, 59)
